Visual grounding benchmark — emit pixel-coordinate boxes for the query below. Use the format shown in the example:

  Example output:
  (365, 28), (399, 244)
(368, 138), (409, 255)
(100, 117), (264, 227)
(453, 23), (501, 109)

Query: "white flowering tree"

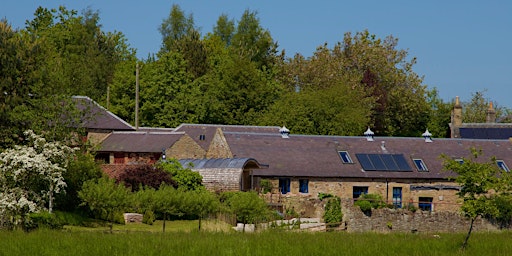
(0, 130), (75, 228)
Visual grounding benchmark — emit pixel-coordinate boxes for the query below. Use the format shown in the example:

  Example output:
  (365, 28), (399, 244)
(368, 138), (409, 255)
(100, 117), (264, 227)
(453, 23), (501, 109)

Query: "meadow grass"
(1, 222), (512, 256)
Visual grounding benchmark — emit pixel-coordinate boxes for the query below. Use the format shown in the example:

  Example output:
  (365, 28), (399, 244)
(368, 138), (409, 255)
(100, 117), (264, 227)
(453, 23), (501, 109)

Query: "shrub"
(354, 193), (386, 216)
(260, 179), (273, 194)
(323, 196), (342, 228)
(25, 211), (63, 231)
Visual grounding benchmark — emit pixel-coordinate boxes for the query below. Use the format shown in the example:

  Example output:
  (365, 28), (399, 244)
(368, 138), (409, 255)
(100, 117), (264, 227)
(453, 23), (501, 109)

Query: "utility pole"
(106, 86), (110, 110)
(135, 63), (139, 130)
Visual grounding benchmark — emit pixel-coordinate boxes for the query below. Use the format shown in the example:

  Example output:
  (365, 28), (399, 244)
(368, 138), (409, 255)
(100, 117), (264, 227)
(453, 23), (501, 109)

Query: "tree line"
(1, 4), (511, 151)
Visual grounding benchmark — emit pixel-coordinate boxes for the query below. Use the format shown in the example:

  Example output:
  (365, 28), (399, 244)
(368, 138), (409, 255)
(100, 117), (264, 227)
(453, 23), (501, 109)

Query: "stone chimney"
(450, 96), (463, 138)
(486, 101), (496, 123)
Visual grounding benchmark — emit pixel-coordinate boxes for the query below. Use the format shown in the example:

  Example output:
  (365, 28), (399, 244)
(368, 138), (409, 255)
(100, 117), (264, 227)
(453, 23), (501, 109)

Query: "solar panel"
(356, 154), (412, 171)
(368, 154), (386, 170)
(393, 154), (412, 171)
(459, 127), (512, 139)
(356, 154), (375, 170)
(381, 154), (399, 170)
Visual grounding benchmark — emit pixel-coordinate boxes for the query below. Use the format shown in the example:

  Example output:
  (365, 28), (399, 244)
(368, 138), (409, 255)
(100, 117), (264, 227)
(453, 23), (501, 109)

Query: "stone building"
(78, 96), (512, 217)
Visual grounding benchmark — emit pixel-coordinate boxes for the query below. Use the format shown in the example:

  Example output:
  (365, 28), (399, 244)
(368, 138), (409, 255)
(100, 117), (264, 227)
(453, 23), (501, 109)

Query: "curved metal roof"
(178, 158), (268, 169)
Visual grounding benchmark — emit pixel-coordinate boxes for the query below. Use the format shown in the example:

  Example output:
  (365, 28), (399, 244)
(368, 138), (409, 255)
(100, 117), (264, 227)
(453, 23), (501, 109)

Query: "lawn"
(1, 221), (511, 256)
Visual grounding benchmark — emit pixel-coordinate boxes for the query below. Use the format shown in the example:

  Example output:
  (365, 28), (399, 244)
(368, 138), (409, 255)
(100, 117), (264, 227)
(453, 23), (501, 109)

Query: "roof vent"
(364, 127), (374, 141)
(422, 129), (433, 143)
(280, 126), (290, 139)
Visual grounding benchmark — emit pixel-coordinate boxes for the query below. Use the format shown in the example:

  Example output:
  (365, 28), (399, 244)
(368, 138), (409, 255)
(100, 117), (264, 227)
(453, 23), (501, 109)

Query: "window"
(418, 197), (433, 212)
(353, 186), (368, 199)
(392, 187), (402, 208)
(497, 160), (510, 172)
(455, 159), (464, 164)
(338, 151), (353, 163)
(413, 159), (428, 171)
(299, 179), (309, 193)
(279, 178), (290, 194)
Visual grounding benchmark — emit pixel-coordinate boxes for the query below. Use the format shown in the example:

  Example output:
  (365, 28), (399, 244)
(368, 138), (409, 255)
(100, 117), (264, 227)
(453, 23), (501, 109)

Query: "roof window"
(413, 159), (428, 171)
(497, 160), (509, 172)
(338, 151), (353, 164)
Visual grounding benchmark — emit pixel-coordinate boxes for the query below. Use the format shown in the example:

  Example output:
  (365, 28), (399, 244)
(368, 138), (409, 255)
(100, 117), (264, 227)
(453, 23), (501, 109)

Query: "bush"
(260, 179), (273, 194)
(323, 196), (342, 228)
(25, 212), (63, 231)
(354, 193), (386, 216)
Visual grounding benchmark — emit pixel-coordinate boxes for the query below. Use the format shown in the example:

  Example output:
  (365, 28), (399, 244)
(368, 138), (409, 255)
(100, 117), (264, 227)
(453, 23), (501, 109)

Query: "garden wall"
(341, 199), (498, 233)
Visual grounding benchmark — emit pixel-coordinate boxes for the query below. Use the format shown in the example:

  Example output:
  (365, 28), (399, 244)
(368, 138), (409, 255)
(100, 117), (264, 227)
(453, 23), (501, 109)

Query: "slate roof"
(220, 130), (512, 180)
(98, 131), (182, 153)
(174, 123), (281, 151)
(72, 96), (135, 131)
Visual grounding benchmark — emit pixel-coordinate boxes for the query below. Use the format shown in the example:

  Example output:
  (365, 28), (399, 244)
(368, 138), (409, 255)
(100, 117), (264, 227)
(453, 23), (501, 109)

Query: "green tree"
(222, 191), (269, 232)
(78, 177), (133, 232)
(55, 152), (104, 212)
(323, 196), (343, 228)
(213, 14), (235, 47)
(158, 159), (203, 191)
(441, 148), (506, 249)
(461, 90), (510, 123)
(426, 88), (452, 138)
(159, 4), (196, 54)
(185, 189), (219, 231)
(139, 51), (205, 127)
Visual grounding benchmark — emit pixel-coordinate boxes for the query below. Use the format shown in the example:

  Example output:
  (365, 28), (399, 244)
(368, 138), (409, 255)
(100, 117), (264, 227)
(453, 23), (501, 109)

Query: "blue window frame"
(392, 187), (402, 208)
(279, 178), (290, 194)
(299, 179), (309, 193)
(338, 151), (353, 163)
(413, 159), (428, 171)
(418, 197), (433, 212)
(353, 186), (368, 199)
(497, 160), (509, 172)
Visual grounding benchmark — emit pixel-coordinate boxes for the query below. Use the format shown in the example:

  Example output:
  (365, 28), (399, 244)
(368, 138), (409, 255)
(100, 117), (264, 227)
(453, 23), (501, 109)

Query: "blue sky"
(3, 1), (512, 108)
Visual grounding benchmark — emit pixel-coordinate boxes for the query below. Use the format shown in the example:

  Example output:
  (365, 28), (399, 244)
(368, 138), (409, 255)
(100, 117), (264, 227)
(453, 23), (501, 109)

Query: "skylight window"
(455, 159), (464, 164)
(338, 151), (353, 164)
(497, 160), (510, 172)
(413, 159), (428, 171)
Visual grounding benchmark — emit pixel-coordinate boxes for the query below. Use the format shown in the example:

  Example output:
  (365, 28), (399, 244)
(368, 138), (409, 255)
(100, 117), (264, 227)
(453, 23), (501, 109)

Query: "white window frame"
(412, 159), (428, 171)
(338, 151), (353, 164)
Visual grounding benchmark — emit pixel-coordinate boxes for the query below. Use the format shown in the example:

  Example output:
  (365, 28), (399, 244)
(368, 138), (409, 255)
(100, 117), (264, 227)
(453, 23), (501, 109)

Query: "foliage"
(441, 147), (511, 249)
(259, 179), (273, 194)
(78, 177), (133, 232)
(0, 130), (75, 229)
(116, 163), (176, 192)
(426, 88), (452, 138)
(354, 193), (386, 215)
(55, 152), (104, 212)
(24, 211), (63, 231)
(461, 90), (510, 123)
(323, 196), (342, 228)
(158, 159), (203, 191)
(222, 191), (269, 231)
(318, 193), (334, 201)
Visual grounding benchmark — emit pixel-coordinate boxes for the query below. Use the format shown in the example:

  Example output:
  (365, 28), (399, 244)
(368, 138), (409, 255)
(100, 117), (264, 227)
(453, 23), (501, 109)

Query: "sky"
(2, 1), (512, 108)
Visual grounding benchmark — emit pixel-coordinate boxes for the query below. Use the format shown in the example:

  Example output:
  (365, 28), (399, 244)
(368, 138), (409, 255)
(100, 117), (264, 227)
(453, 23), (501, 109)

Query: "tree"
(159, 4), (196, 54)
(78, 177), (132, 232)
(186, 189), (219, 231)
(426, 88), (452, 138)
(441, 148), (508, 249)
(55, 152), (104, 212)
(0, 130), (75, 229)
(222, 191), (269, 232)
(117, 163), (176, 192)
(461, 90), (510, 123)
(158, 159), (203, 191)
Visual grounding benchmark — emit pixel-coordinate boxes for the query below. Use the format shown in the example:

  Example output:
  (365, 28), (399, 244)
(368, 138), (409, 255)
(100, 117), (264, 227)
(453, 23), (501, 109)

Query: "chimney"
(486, 101), (496, 123)
(450, 96), (463, 138)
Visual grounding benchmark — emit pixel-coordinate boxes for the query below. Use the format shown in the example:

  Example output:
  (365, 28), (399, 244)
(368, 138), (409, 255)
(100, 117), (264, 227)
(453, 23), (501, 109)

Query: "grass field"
(1, 221), (511, 256)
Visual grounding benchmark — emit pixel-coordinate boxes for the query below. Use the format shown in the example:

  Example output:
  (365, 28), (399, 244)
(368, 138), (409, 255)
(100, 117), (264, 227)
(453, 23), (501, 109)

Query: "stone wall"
(167, 134), (206, 159)
(341, 199), (497, 233)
